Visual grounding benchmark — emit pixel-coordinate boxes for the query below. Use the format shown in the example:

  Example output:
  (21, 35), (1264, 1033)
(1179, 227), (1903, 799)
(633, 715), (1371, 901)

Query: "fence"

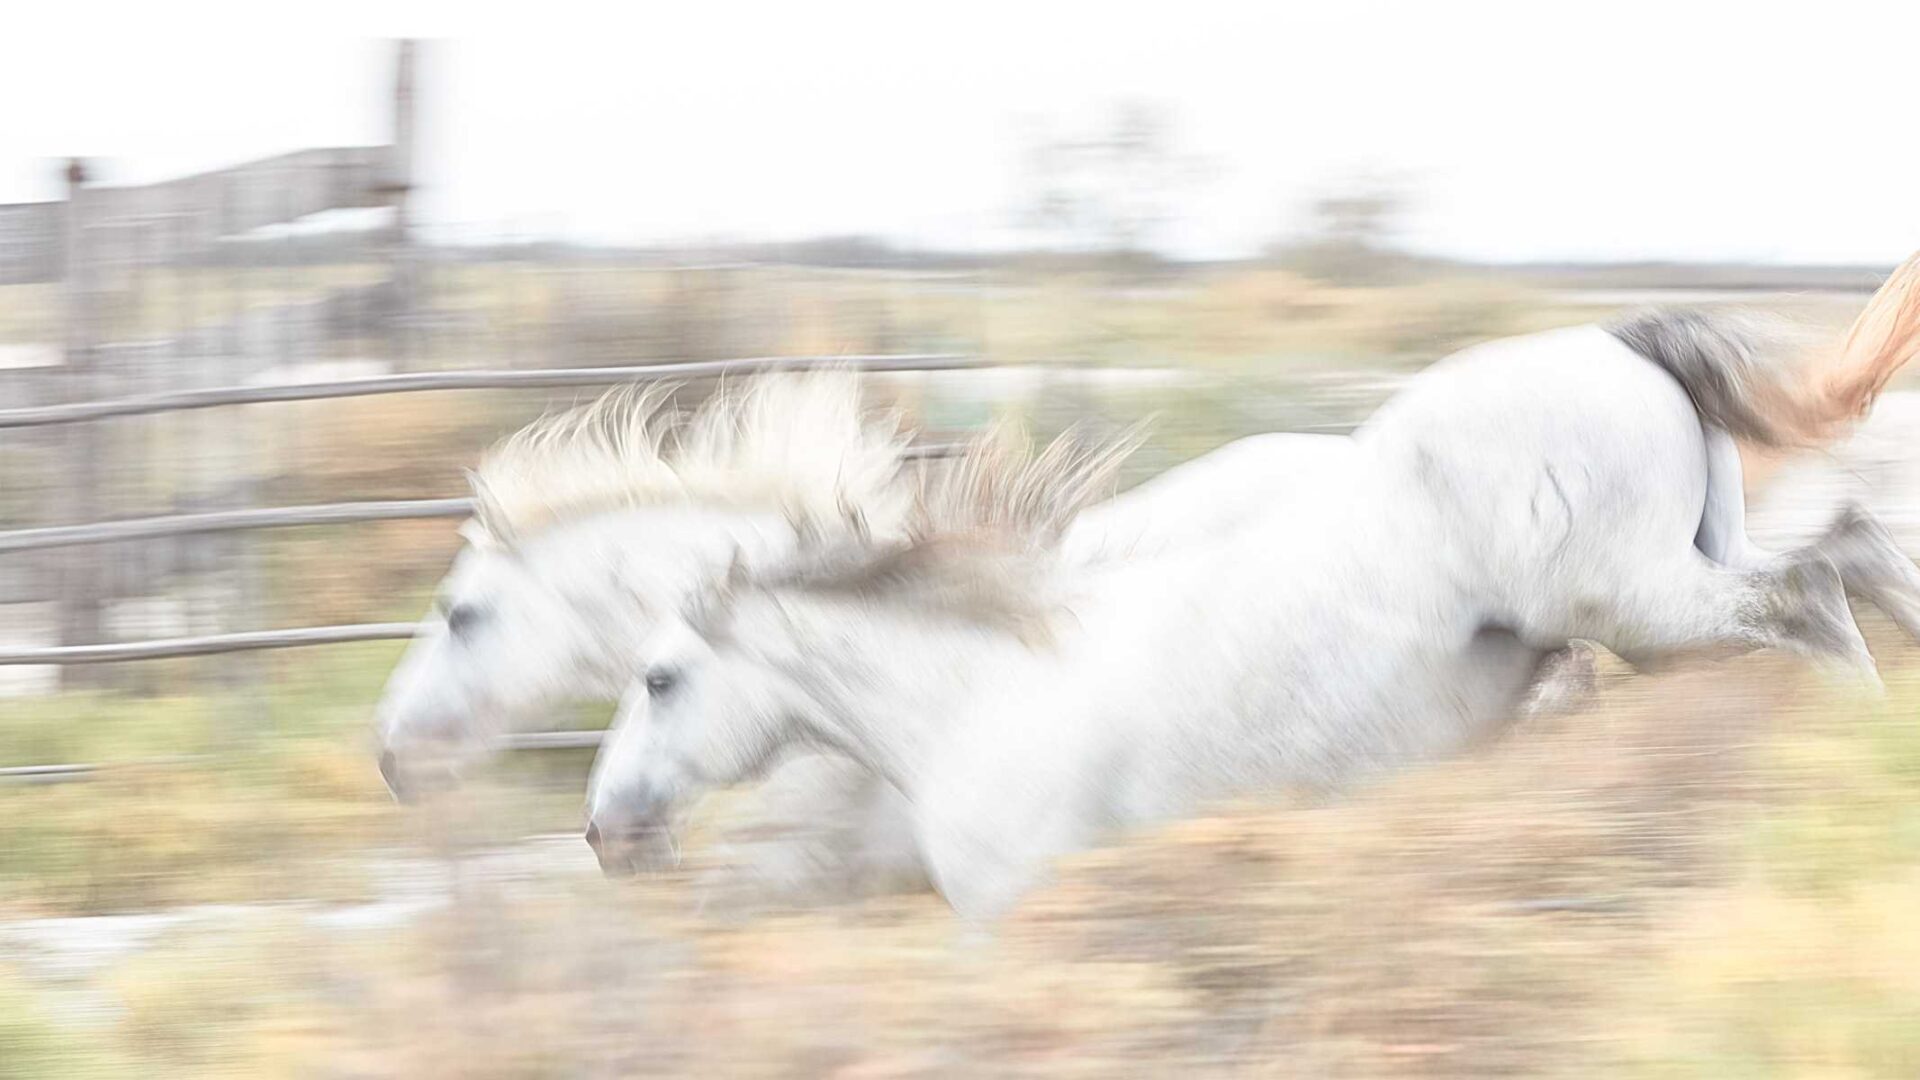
(0, 352), (970, 668)
(0, 41), (986, 781)
(0, 41), (428, 693)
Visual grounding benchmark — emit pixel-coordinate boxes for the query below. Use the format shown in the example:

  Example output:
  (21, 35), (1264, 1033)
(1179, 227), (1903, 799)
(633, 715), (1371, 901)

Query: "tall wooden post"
(385, 40), (418, 372)
(58, 158), (104, 689)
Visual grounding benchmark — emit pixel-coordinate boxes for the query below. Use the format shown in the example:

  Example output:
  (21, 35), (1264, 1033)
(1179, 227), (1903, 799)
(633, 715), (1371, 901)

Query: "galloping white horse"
(372, 376), (915, 801)
(584, 262), (1920, 919)
(688, 432), (1604, 904)
(371, 377), (1593, 899)
(369, 379), (1413, 799)
(708, 431), (1621, 903)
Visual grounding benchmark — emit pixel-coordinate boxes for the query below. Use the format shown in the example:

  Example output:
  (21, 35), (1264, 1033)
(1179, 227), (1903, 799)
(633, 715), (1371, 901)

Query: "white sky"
(3, 0), (1917, 264)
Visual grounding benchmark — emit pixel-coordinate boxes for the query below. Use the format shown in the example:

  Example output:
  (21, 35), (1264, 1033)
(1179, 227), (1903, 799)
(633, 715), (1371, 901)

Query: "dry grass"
(7, 266), (1920, 1075)
(9, 640), (1919, 1077)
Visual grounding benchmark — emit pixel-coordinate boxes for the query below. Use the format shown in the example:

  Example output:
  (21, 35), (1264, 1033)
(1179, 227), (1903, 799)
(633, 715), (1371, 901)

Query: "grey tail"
(1606, 309), (1795, 448)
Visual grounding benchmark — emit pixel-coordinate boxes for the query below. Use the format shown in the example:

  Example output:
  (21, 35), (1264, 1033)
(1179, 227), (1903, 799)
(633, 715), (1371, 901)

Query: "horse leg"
(697, 755), (918, 910)
(1698, 427), (1920, 642)
(1723, 506), (1920, 644)
(845, 776), (931, 895)
(1814, 506), (1920, 642)
(915, 756), (1097, 923)
(918, 812), (1064, 924)
(1524, 550), (1875, 685)
(1518, 640), (1599, 720)
(1716, 501), (1920, 647)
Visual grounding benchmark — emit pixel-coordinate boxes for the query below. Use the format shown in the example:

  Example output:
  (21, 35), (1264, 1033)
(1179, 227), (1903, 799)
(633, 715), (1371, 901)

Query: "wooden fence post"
(57, 158), (105, 690)
(386, 39), (419, 372)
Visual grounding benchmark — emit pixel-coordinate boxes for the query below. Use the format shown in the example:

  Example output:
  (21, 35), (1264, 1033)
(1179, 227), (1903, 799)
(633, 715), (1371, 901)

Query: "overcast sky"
(4, 1), (1916, 264)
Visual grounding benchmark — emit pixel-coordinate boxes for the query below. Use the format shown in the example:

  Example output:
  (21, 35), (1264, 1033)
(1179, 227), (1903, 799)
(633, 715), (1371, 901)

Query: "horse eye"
(443, 603), (485, 638)
(645, 670), (679, 698)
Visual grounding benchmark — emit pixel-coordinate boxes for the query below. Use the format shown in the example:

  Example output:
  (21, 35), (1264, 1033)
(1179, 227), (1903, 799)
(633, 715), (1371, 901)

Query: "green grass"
(0, 970), (130, 1079)
(2, 264), (1911, 1075)
(0, 643), (408, 914)
(0, 628), (616, 917)
(1606, 674), (1920, 1078)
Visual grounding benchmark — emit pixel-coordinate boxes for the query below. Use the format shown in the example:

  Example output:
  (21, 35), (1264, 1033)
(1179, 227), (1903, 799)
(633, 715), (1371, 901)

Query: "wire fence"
(0, 353), (975, 429)
(0, 348), (975, 783)
(0, 39), (993, 782)
(0, 349), (969, 669)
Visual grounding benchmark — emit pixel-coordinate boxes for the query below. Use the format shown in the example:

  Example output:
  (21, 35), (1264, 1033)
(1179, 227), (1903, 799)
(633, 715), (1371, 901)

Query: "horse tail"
(1608, 252), (1920, 449)
(1820, 251), (1920, 427)
(1605, 308), (1815, 448)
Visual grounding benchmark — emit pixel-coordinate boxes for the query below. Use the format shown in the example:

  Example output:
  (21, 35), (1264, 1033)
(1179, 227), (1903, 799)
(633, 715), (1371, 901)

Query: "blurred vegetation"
(1, 643), (400, 914)
(1603, 668), (1920, 1079)
(9, 652), (1920, 1077)
(0, 250), (1911, 1075)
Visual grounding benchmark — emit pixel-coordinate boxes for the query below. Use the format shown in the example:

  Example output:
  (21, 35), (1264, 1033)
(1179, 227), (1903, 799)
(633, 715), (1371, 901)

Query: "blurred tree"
(1016, 102), (1200, 268)
(1270, 179), (1413, 285)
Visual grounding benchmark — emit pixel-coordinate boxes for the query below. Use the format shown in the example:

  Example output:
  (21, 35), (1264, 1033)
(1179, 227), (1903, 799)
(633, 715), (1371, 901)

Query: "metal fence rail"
(0, 622), (418, 666)
(0, 498), (473, 553)
(0, 40), (998, 787)
(0, 353), (974, 429)
(0, 443), (960, 555)
(0, 729), (605, 785)
(1, 344), (975, 668)
(0, 760), (204, 786)
(0, 438), (972, 666)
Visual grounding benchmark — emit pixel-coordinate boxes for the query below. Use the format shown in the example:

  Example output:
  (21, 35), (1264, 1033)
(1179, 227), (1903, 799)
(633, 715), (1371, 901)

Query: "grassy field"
(8, 646), (1920, 1077)
(3, 265), (1916, 1076)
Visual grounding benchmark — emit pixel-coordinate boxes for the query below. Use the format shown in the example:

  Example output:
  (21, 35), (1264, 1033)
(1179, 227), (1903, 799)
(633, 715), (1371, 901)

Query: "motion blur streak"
(9, 23), (1920, 1080)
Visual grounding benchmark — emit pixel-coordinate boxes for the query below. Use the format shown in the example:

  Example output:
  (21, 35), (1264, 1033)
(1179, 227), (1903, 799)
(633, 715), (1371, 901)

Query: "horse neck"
(752, 590), (1032, 797)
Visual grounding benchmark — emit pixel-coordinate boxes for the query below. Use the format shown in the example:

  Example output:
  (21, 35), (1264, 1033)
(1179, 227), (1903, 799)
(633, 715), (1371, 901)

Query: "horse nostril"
(584, 821), (603, 855)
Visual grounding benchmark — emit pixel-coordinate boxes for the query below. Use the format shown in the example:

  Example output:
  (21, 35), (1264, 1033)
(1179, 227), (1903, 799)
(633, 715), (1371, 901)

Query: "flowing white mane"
(733, 422), (1146, 640)
(469, 372), (913, 547)
(911, 421), (1147, 549)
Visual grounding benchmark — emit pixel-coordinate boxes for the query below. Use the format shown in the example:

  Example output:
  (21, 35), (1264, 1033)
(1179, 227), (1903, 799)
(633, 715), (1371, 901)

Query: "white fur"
(587, 323), (1918, 921)
(374, 370), (910, 795)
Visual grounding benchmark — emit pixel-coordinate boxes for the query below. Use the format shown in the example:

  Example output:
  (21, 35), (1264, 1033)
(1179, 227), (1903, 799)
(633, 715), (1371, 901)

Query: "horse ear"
(462, 470), (515, 549)
(724, 544), (751, 592)
(690, 545), (746, 636)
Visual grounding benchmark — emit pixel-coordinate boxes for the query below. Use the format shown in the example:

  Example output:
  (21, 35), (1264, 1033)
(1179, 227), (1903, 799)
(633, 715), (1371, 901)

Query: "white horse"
(371, 376), (915, 800)
(367, 379), (1383, 801)
(371, 377), (1593, 901)
(584, 266), (1920, 919)
(689, 432), (1601, 905)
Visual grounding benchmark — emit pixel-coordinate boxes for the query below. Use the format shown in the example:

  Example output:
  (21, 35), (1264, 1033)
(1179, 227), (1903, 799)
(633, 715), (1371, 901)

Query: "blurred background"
(7, 5), (1920, 1076)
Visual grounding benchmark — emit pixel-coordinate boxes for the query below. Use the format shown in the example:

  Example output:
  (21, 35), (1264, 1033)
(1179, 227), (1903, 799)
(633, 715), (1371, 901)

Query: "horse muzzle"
(376, 742), (465, 804)
(584, 816), (680, 877)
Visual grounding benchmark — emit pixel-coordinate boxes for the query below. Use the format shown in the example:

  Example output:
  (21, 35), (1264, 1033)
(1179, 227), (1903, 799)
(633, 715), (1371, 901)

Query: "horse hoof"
(1772, 554), (1873, 667)
(1820, 504), (1920, 644)
(1520, 641), (1598, 720)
